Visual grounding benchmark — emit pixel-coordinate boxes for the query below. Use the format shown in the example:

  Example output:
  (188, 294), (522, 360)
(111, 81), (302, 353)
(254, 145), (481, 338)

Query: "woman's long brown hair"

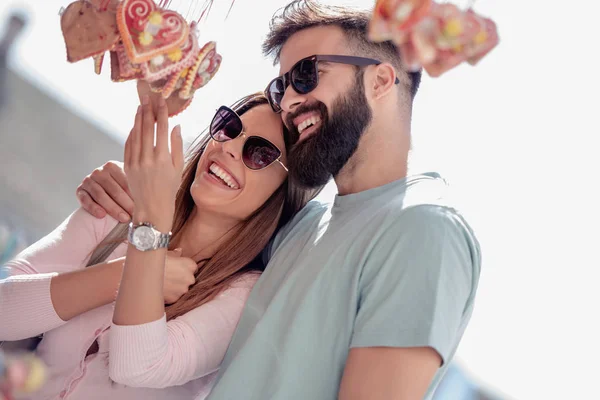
(86, 93), (320, 320)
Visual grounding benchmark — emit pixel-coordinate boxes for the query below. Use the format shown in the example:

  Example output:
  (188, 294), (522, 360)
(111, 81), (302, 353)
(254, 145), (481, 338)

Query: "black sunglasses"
(209, 106), (288, 172)
(265, 54), (400, 113)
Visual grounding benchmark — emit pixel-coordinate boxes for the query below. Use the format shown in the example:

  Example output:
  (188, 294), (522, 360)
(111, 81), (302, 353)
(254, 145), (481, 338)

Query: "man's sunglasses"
(209, 106), (288, 172)
(265, 54), (400, 113)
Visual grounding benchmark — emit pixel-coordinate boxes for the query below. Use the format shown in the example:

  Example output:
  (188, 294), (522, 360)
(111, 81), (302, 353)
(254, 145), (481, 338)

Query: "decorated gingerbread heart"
(430, 3), (479, 51)
(137, 79), (192, 117)
(110, 49), (143, 82)
(116, 0), (189, 64)
(462, 9), (499, 66)
(61, 0), (120, 63)
(368, 0), (499, 78)
(180, 41), (222, 99)
(90, 0), (120, 12)
(140, 31), (199, 82)
(369, 0), (432, 43)
(410, 17), (467, 77)
(405, 3), (480, 77)
(116, 43), (143, 78)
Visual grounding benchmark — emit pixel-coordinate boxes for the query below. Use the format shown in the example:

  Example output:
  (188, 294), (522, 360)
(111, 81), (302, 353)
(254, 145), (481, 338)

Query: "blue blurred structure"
(433, 363), (506, 400)
(0, 11), (26, 111)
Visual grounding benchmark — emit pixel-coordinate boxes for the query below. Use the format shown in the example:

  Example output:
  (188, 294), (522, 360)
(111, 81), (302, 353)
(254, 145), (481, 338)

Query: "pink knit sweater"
(0, 208), (258, 400)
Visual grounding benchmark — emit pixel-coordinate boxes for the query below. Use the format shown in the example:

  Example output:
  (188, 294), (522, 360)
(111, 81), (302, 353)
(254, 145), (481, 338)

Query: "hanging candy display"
(368, 0), (499, 77)
(60, 0), (222, 117)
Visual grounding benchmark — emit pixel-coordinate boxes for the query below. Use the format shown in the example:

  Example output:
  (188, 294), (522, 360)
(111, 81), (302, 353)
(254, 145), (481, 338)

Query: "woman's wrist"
(132, 208), (174, 233)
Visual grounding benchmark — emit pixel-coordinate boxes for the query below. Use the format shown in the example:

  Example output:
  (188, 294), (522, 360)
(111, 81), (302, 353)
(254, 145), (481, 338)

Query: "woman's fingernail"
(119, 213), (130, 222)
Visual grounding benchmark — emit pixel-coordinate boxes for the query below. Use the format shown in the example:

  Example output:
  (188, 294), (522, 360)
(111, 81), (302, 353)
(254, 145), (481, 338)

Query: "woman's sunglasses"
(265, 54), (400, 113)
(209, 106), (288, 172)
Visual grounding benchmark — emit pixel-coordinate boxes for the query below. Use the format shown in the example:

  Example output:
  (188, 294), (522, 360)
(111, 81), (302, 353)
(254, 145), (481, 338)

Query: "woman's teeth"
(209, 163), (239, 189)
(298, 116), (321, 134)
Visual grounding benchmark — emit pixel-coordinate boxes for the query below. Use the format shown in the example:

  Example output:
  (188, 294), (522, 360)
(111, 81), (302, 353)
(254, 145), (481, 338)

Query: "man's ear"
(368, 62), (397, 100)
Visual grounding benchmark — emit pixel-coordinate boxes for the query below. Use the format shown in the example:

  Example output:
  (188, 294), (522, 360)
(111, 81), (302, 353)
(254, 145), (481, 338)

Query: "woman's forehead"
(240, 105), (285, 147)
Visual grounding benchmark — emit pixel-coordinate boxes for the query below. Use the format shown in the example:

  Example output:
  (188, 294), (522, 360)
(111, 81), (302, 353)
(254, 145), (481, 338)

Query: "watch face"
(132, 226), (156, 250)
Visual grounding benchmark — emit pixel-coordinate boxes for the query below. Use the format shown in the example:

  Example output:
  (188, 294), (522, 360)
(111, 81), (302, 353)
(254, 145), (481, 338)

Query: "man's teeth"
(209, 163), (238, 189)
(298, 116), (321, 134)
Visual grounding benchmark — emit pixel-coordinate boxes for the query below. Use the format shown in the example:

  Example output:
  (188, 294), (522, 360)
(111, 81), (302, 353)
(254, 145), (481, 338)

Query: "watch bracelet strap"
(157, 233), (170, 248)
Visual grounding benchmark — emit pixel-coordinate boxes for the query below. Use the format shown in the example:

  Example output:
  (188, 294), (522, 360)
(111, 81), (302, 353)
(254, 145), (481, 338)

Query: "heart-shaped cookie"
(90, 0), (119, 12)
(116, 43), (142, 78)
(117, 0), (189, 64)
(369, 0), (432, 43)
(140, 31), (199, 82)
(110, 49), (143, 82)
(463, 10), (499, 66)
(137, 79), (192, 118)
(61, 0), (120, 63)
(179, 41), (222, 99)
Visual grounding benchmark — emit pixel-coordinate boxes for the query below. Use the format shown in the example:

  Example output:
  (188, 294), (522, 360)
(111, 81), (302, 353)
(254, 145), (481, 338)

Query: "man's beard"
(286, 73), (373, 189)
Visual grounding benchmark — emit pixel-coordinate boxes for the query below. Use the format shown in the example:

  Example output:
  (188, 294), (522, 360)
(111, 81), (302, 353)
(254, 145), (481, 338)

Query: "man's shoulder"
(281, 199), (331, 232)
(381, 173), (472, 230)
(262, 200), (331, 265)
(371, 174), (481, 263)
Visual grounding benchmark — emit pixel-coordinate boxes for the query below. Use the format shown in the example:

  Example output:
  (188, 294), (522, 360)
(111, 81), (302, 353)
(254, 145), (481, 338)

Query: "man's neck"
(334, 119), (410, 196)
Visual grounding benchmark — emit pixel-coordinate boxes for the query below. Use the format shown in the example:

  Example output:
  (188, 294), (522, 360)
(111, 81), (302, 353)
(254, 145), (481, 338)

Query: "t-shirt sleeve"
(350, 205), (479, 365)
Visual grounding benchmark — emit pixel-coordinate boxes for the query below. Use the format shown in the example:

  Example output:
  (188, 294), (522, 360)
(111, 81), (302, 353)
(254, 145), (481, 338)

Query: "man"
(76, 2), (481, 399)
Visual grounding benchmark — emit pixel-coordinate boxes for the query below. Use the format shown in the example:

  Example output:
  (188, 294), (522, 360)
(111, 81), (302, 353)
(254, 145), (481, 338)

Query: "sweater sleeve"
(0, 208), (119, 340)
(109, 273), (259, 388)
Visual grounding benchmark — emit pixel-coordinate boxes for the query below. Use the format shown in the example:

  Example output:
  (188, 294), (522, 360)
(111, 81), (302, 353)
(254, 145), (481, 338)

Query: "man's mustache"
(284, 102), (328, 143)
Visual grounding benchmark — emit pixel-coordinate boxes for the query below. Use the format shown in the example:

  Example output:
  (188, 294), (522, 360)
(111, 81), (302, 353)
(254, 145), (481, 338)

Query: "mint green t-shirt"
(206, 173), (481, 400)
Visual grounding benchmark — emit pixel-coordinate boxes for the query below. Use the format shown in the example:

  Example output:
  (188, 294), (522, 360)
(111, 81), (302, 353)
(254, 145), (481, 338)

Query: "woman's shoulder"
(228, 271), (261, 290)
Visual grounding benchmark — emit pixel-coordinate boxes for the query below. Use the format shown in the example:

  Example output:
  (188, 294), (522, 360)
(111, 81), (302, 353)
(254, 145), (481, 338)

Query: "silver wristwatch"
(127, 222), (171, 251)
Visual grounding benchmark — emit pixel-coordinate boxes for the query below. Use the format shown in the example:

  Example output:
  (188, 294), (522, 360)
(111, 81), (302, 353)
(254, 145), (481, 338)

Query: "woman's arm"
(0, 209), (123, 340)
(112, 95), (185, 327)
(109, 274), (259, 388)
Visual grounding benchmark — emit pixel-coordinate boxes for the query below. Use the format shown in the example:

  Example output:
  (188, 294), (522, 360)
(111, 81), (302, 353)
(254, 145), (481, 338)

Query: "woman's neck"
(173, 208), (240, 262)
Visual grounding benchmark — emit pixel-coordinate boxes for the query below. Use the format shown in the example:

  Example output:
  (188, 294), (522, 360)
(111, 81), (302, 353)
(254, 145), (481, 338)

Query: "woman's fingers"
(140, 95), (156, 163)
(129, 106), (142, 166)
(124, 129), (132, 167)
(156, 96), (170, 156)
(171, 125), (184, 172)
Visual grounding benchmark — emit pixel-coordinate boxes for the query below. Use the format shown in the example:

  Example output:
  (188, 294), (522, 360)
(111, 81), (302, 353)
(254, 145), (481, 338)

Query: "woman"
(0, 93), (317, 400)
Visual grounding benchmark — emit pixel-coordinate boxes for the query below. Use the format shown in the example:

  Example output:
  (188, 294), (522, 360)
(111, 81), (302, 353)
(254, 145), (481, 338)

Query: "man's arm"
(76, 161), (135, 222)
(339, 347), (440, 400)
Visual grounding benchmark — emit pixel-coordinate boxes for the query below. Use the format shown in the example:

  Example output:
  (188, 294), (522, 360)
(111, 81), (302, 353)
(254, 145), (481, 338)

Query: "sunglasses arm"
(277, 159), (289, 172)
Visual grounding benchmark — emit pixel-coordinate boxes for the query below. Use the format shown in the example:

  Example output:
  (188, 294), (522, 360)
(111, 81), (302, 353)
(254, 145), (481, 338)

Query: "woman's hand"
(124, 95), (184, 232)
(163, 249), (199, 304)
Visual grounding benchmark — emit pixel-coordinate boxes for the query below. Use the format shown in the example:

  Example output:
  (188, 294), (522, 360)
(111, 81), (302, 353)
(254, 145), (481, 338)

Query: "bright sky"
(1, 0), (599, 398)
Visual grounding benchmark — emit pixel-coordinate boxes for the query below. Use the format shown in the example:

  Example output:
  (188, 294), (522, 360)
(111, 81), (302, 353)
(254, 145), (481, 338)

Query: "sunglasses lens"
(243, 137), (281, 170)
(291, 59), (318, 94)
(267, 79), (285, 112)
(211, 107), (242, 141)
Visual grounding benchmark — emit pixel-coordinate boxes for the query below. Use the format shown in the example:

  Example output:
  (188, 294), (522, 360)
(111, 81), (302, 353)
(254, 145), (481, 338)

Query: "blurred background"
(1, 0), (598, 399)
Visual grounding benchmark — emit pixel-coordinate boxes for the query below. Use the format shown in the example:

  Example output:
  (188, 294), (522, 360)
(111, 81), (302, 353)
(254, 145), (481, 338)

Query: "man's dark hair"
(262, 0), (422, 100)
